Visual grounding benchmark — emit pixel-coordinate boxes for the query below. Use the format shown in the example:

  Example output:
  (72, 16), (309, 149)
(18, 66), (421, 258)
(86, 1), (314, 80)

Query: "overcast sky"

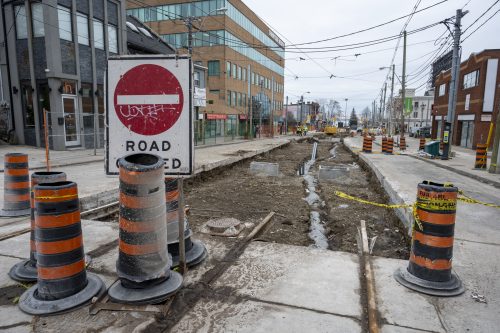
(242, 0), (499, 113)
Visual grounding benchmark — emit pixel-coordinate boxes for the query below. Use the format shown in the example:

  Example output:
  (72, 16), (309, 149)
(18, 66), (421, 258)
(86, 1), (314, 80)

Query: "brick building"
(126, 0), (285, 144)
(432, 49), (500, 149)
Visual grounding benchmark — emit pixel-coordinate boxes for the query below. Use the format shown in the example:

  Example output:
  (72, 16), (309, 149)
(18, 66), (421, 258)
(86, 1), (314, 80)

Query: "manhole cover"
(204, 218), (244, 237)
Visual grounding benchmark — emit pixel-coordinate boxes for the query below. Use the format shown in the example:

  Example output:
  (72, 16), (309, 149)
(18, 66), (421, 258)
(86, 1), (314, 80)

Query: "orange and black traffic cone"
(18, 181), (104, 315)
(386, 137), (394, 155)
(108, 154), (182, 304)
(165, 178), (207, 267)
(394, 181), (464, 296)
(1, 153), (30, 217)
(9, 171), (67, 282)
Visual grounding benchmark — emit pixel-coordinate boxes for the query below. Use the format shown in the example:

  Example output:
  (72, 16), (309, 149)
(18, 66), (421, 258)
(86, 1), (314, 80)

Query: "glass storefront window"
(32, 3), (45, 37)
(21, 83), (34, 127)
(57, 5), (72, 41)
(93, 20), (105, 50)
(77, 13), (90, 45)
(108, 25), (118, 53)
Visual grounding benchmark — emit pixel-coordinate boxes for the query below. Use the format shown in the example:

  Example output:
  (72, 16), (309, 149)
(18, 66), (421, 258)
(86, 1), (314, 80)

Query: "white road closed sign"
(106, 55), (193, 176)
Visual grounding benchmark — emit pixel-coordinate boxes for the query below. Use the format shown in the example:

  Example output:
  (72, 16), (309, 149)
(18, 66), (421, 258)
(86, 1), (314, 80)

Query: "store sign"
(106, 55), (193, 176)
(404, 97), (413, 116)
(194, 87), (206, 107)
(239, 114), (248, 120)
(206, 114), (227, 120)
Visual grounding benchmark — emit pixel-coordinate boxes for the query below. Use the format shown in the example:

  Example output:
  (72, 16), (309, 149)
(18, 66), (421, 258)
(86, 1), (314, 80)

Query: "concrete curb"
(343, 141), (414, 235)
(409, 155), (500, 190)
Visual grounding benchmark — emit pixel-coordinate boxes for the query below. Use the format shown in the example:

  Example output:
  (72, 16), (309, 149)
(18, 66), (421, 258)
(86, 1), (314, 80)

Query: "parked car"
(416, 126), (432, 138)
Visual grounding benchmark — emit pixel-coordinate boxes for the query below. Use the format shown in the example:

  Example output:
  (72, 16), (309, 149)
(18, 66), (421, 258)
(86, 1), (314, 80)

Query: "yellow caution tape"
(333, 190), (423, 230)
(334, 189), (500, 230)
(458, 191), (500, 209)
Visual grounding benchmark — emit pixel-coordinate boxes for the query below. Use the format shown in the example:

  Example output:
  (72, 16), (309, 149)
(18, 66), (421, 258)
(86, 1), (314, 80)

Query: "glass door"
(62, 96), (81, 147)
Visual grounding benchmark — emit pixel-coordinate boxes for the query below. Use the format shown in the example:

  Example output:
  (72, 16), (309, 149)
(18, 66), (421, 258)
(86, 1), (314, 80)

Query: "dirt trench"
(184, 138), (409, 259)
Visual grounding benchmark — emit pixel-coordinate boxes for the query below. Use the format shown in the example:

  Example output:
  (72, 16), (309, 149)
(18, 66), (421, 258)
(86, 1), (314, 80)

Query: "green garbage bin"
(424, 141), (440, 157)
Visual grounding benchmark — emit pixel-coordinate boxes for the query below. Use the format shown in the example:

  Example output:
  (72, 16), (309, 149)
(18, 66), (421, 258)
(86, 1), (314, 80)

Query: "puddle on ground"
(301, 143), (329, 249)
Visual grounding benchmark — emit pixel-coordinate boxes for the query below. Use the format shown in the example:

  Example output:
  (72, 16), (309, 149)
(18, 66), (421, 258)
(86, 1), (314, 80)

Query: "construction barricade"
(394, 181), (464, 296)
(400, 136), (407, 151)
(382, 137), (388, 154)
(1, 153), (30, 217)
(9, 171), (67, 282)
(362, 136), (373, 153)
(19, 181), (104, 315)
(165, 178), (207, 267)
(474, 144), (488, 169)
(419, 138), (426, 151)
(108, 153), (182, 304)
(386, 138), (394, 155)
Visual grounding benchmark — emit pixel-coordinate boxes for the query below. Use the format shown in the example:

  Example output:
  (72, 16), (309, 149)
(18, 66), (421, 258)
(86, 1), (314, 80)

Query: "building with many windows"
(432, 50), (499, 149)
(126, 0), (285, 143)
(0, 0), (174, 150)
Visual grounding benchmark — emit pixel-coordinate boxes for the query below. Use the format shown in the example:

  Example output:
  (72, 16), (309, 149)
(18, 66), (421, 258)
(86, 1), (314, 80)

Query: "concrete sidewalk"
(351, 135), (500, 188)
(345, 136), (500, 333)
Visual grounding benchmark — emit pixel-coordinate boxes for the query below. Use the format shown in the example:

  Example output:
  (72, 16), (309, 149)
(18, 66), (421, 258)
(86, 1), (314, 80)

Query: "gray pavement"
(1, 135), (499, 332)
(345, 136), (500, 333)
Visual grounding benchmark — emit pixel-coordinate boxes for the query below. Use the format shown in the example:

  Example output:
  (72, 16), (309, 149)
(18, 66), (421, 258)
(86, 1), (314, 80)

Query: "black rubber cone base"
(8, 260), (37, 283)
(0, 208), (30, 218)
(108, 270), (183, 305)
(171, 239), (208, 268)
(18, 273), (105, 316)
(394, 267), (465, 297)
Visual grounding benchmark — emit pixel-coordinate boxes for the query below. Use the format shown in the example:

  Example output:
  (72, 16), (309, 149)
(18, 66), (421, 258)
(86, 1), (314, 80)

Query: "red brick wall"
(433, 50), (500, 149)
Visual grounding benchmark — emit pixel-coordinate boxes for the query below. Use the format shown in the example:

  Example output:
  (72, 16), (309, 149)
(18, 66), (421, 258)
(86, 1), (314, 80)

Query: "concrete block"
(0, 305), (32, 329)
(0, 256), (24, 288)
(249, 162), (279, 177)
(212, 242), (362, 319)
(372, 257), (445, 333)
(318, 165), (351, 181)
(172, 298), (362, 333)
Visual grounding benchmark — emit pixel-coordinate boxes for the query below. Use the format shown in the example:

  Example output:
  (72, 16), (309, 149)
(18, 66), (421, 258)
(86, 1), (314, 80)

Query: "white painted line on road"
(117, 95), (180, 105)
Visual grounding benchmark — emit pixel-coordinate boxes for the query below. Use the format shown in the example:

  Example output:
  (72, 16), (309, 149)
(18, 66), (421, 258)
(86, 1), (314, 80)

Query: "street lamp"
(300, 91), (310, 124)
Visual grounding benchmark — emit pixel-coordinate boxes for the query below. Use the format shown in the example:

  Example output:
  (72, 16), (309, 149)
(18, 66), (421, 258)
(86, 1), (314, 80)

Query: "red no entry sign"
(114, 64), (184, 136)
(106, 56), (193, 176)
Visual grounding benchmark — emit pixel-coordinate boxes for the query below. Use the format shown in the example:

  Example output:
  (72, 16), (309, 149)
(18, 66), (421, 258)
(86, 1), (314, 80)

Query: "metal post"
(443, 9), (465, 159)
(401, 30), (407, 137)
(344, 98), (348, 125)
(285, 95), (289, 134)
(389, 64), (395, 135)
(93, 111), (97, 156)
(177, 178), (187, 275)
(43, 109), (50, 171)
(248, 64), (252, 139)
(382, 82), (387, 127)
(489, 110), (500, 174)
(271, 76), (274, 137)
(259, 80), (263, 138)
(300, 95), (304, 125)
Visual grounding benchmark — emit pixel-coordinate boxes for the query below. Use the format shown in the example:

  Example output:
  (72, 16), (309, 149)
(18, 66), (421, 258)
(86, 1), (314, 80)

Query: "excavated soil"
(184, 138), (409, 259)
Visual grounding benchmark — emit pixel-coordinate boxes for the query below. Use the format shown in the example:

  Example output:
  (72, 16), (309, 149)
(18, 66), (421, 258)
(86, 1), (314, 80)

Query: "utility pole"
(389, 64), (395, 135)
(382, 82), (387, 128)
(285, 96), (289, 134)
(443, 9), (467, 160)
(271, 76), (275, 137)
(344, 98), (348, 126)
(489, 110), (500, 174)
(259, 80), (263, 138)
(401, 30), (407, 137)
(248, 64), (252, 139)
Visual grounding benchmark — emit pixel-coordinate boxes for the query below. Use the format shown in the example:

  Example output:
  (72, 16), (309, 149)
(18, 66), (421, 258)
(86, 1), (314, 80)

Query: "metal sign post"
(106, 55), (194, 176)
